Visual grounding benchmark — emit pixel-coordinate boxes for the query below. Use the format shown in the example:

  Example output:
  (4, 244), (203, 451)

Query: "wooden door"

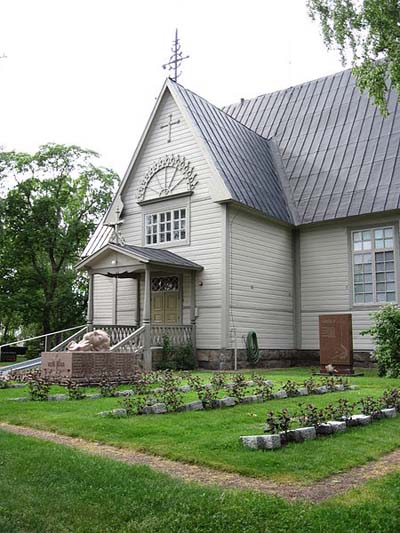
(164, 293), (179, 324)
(151, 293), (164, 324)
(151, 292), (180, 324)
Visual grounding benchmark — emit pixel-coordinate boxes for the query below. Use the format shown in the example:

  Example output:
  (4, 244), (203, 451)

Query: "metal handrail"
(0, 325), (86, 350)
(50, 326), (89, 352)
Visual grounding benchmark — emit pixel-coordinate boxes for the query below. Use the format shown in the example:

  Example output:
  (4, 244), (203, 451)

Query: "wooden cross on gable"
(160, 114), (180, 143)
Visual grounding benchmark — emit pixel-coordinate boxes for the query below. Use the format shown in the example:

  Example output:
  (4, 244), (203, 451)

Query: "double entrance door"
(151, 276), (180, 325)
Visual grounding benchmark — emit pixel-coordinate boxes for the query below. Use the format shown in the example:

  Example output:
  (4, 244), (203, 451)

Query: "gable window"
(145, 208), (186, 245)
(352, 227), (396, 304)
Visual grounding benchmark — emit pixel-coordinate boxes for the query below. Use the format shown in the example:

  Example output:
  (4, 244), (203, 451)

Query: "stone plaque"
(41, 351), (143, 383)
(319, 314), (353, 374)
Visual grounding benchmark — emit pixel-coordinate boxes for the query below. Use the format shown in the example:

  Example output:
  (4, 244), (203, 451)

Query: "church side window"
(352, 227), (396, 304)
(145, 208), (186, 245)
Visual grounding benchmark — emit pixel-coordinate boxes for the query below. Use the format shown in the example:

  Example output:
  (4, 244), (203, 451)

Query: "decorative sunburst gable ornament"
(137, 154), (198, 203)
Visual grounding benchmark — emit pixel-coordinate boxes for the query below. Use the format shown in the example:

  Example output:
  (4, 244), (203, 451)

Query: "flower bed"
(240, 389), (400, 450)
(4, 370), (357, 418)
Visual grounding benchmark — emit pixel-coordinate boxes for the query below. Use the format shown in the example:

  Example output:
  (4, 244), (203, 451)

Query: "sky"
(0, 0), (344, 178)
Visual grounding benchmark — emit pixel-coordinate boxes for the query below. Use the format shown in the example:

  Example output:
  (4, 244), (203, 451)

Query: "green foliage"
(381, 387), (400, 409)
(0, 374), (11, 389)
(118, 394), (147, 415)
(99, 373), (119, 397)
(63, 378), (85, 400)
(0, 143), (119, 338)
(307, 0), (400, 115)
(158, 335), (196, 370)
(282, 379), (300, 396)
(27, 372), (50, 401)
(297, 403), (326, 428)
(358, 395), (383, 418)
(158, 371), (184, 411)
(253, 376), (273, 400)
(361, 303), (400, 376)
(265, 408), (292, 437)
(230, 373), (247, 402)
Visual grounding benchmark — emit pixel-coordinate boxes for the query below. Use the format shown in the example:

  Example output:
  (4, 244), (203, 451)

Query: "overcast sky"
(0, 0), (344, 177)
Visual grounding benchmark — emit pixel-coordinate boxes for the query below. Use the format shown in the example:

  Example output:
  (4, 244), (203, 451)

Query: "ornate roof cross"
(162, 29), (189, 82)
(111, 207), (126, 245)
(160, 114), (180, 143)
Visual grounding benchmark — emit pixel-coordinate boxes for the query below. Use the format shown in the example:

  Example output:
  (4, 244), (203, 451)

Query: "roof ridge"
(222, 66), (354, 111)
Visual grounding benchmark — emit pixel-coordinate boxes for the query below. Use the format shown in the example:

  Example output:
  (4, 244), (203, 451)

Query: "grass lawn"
(1, 368), (400, 483)
(1, 430), (400, 533)
(0, 356), (28, 367)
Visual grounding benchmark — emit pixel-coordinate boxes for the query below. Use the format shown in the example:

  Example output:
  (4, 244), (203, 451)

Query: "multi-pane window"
(352, 227), (396, 304)
(145, 208), (186, 245)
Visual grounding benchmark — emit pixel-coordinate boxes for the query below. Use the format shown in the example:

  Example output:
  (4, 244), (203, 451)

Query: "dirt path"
(1, 421), (400, 503)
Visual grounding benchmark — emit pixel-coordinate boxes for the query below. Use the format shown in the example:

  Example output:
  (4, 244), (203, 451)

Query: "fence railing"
(0, 325), (87, 355)
(50, 326), (89, 352)
(92, 324), (137, 346)
(151, 325), (193, 347)
(110, 325), (146, 353)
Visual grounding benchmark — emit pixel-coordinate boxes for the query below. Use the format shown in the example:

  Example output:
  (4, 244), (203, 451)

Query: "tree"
(307, 0), (400, 115)
(0, 144), (119, 338)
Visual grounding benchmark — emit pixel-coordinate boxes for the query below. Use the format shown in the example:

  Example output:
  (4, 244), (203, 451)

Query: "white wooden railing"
(92, 324), (137, 346)
(151, 325), (193, 347)
(110, 325), (146, 353)
(51, 326), (88, 352)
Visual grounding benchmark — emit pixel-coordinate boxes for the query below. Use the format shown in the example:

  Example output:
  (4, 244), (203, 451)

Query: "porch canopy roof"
(76, 242), (203, 277)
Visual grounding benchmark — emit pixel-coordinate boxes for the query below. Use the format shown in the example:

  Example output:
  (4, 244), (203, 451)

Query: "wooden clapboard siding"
(93, 275), (113, 324)
(116, 89), (223, 348)
(116, 278), (137, 325)
(299, 216), (400, 351)
(229, 208), (295, 349)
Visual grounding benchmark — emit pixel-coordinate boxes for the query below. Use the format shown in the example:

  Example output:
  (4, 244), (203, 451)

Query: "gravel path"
(1, 421), (400, 502)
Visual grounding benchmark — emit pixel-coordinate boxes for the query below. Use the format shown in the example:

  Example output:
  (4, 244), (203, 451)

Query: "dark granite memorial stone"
(319, 314), (353, 374)
(41, 351), (142, 383)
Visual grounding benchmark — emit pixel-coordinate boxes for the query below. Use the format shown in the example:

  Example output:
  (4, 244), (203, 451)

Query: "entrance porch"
(74, 243), (203, 370)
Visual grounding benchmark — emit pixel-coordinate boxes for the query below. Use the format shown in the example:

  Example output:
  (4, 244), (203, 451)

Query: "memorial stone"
(319, 314), (353, 374)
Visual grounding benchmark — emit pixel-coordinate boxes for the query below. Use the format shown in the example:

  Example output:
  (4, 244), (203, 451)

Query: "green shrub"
(157, 336), (196, 370)
(361, 304), (400, 377)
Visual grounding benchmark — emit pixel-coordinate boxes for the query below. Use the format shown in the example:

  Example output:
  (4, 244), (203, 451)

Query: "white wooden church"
(78, 69), (400, 369)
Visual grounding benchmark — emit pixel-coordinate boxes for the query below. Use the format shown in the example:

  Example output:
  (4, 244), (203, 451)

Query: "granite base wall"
(196, 349), (375, 370)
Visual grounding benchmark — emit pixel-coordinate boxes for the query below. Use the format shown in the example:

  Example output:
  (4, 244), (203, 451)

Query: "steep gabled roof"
(223, 68), (400, 224)
(170, 81), (294, 224)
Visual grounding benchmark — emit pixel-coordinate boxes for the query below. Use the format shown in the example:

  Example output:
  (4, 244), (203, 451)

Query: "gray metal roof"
(111, 243), (203, 270)
(171, 81), (294, 224)
(223, 69), (400, 224)
(82, 218), (113, 257)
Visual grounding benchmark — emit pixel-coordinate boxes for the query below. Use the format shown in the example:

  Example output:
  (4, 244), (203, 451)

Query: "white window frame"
(144, 207), (188, 247)
(351, 225), (397, 306)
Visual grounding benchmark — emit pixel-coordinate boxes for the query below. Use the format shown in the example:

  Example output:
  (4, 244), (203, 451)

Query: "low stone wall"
(196, 349), (375, 370)
(41, 351), (143, 382)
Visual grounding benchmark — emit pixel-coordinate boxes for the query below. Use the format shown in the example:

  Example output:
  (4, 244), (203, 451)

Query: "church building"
(77, 69), (400, 370)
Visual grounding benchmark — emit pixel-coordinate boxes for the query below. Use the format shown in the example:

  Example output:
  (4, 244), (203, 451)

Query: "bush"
(63, 378), (85, 400)
(27, 372), (50, 401)
(157, 336), (196, 371)
(361, 304), (400, 377)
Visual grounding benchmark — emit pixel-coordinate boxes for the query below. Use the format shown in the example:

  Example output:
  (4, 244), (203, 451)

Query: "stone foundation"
(41, 351), (143, 382)
(196, 349), (375, 370)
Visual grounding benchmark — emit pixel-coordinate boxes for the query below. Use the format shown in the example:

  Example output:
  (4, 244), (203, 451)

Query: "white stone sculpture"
(67, 329), (111, 352)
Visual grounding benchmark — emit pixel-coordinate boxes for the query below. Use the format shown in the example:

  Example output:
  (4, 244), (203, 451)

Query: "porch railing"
(92, 324), (137, 346)
(151, 325), (193, 347)
(110, 325), (146, 353)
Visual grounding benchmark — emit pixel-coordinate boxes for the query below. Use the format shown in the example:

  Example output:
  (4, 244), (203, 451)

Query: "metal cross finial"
(162, 28), (189, 82)
(111, 207), (126, 245)
(160, 114), (180, 143)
